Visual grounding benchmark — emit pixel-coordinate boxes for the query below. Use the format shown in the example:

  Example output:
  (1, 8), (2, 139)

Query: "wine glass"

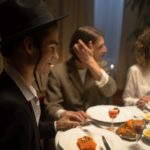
(132, 120), (146, 150)
(108, 107), (119, 131)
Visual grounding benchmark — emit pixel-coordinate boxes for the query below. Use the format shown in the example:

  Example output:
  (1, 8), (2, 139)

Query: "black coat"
(0, 71), (55, 150)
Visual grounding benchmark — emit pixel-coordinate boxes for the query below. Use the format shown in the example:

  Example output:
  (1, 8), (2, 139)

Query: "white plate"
(145, 102), (150, 110)
(86, 105), (143, 123)
(58, 125), (125, 150)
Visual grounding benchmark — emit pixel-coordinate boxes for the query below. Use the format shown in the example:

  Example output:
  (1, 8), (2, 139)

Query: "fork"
(77, 126), (92, 136)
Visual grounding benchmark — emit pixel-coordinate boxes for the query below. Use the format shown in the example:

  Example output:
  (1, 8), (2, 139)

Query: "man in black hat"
(0, 0), (80, 150)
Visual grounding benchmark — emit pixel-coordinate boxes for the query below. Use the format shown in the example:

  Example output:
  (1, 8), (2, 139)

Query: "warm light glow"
(110, 64), (114, 69)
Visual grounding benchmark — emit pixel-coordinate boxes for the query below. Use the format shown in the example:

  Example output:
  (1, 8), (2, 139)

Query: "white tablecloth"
(55, 106), (150, 150)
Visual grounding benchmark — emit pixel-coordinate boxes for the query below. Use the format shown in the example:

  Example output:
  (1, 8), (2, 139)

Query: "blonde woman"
(123, 27), (150, 110)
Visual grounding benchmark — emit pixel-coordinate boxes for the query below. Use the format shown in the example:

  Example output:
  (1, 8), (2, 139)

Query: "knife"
(90, 119), (104, 129)
(102, 136), (111, 150)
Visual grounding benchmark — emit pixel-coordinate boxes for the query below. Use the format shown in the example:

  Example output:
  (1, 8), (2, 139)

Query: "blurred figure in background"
(123, 27), (150, 110)
(45, 26), (117, 123)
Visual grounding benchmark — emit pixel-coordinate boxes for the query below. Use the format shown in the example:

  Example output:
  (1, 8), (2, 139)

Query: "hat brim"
(0, 14), (68, 44)
(50, 15), (68, 23)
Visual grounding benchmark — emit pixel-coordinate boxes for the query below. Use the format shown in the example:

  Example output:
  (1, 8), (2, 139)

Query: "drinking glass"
(132, 120), (145, 150)
(108, 107), (119, 131)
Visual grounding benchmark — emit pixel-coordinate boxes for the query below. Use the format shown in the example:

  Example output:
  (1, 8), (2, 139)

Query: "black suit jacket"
(0, 71), (55, 150)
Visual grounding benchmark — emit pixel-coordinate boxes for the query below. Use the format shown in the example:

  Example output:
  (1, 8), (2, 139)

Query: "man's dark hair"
(69, 26), (104, 59)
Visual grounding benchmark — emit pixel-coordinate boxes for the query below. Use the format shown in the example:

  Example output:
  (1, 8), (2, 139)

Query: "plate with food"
(116, 119), (145, 141)
(58, 125), (125, 150)
(143, 128), (150, 141)
(143, 113), (150, 122)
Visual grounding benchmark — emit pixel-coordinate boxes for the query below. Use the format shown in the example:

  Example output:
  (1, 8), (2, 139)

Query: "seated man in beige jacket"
(45, 26), (117, 125)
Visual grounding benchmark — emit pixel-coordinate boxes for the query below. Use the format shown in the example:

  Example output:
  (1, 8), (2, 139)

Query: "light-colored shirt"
(78, 69), (87, 84)
(5, 63), (41, 124)
(123, 64), (150, 106)
(78, 68), (109, 86)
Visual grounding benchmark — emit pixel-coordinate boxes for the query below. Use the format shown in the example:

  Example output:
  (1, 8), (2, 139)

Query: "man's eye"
(49, 46), (55, 51)
(98, 44), (105, 49)
(49, 45), (58, 53)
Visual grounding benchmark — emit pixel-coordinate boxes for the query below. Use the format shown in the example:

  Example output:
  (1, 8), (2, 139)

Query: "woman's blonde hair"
(134, 27), (150, 68)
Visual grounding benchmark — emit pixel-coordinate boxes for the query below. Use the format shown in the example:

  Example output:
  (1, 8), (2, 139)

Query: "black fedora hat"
(0, 0), (67, 44)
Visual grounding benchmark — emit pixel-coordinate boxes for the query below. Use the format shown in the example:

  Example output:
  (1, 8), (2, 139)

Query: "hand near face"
(137, 96), (150, 109)
(74, 39), (95, 67)
(74, 39), (105, 81)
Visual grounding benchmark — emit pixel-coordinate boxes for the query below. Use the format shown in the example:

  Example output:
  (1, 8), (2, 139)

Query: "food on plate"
(77, 136), (96, 150)
(143, 129), (150, 141)
(116, 119), (144, 140)
(143, 113), (150, 121)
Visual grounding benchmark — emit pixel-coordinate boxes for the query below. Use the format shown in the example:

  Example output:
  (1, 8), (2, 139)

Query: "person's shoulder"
(0, 93), (26, 112)
(128, 64), (141, 74)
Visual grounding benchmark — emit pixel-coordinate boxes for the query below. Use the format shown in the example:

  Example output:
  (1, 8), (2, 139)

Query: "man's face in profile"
(93, 36), (107, 61)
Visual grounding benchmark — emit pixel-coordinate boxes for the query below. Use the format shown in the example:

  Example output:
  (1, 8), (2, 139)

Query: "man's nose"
(103, 45), (107, 53)
(53, 50), (59, 60)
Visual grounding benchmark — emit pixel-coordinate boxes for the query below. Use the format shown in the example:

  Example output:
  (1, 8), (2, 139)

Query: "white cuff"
(56, 109), (66, 119)
(96, 69), (109, 87)
(54, 121), (57, 131)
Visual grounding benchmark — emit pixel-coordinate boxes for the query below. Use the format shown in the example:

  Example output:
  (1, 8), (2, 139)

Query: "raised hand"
(74, 39), (95, 67)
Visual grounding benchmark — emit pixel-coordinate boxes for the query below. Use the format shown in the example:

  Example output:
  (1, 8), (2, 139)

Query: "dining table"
(55, 105), (150, 150)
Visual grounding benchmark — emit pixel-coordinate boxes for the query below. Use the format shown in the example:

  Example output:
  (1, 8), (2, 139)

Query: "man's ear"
(23, 37), (34, 55)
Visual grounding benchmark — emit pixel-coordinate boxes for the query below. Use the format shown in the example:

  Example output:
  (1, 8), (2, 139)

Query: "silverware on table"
(77, 126), (92, 136)
(91, 119), (103, 128)
(86, 118), (104, 129)
(102, 136), (111, 150)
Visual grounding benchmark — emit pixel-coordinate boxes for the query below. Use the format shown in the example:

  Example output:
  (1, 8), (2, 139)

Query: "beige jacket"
(45, 58), (117, 119)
